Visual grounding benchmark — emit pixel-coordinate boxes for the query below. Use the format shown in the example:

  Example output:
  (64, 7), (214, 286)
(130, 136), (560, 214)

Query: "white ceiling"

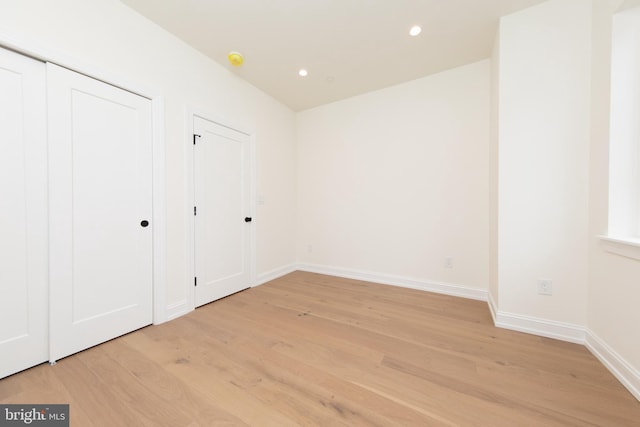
(120, 0), (547, 111)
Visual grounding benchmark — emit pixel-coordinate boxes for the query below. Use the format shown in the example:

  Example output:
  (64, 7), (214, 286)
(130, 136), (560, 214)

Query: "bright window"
(608, 5), (640, 241)
(603, 5), (640, 260)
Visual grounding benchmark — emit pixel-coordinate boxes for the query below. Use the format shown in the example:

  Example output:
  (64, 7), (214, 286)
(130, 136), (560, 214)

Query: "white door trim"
(184, 107), (256, 315)
(0, 31), (168, 325)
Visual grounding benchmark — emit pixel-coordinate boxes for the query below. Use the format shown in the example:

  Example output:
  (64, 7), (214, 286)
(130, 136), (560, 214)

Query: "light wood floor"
(1, 272), (638, 426)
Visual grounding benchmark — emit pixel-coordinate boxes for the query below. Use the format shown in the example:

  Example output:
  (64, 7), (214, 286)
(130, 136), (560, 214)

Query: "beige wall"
(296, 61), (491, 291)
(495, 0), (639, 396)
(497, 0), (592, 325)
(588, 0), (640, 373)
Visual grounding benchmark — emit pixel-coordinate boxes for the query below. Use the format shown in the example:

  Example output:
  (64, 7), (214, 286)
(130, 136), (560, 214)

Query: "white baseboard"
(487, 292), (498, 324)
(492, 310), (586, 344)
(484, 305), (639, 401)
(486, 295), (638, 402)
(586, 331), (640, 401)
(166, 300), (192, 321)
(296, 263), (488, 301)
(254, 263), (298, 286)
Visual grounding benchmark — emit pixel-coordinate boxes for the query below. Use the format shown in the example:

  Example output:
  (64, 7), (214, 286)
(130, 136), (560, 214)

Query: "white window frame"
(601, 5), (640, 261)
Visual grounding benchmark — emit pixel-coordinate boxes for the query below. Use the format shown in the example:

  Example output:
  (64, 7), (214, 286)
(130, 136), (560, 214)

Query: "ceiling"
(120, 0), (547, 111)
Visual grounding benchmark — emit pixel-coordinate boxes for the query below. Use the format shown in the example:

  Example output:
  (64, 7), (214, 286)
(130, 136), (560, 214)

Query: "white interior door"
(48, 63), (153, 362)
(0, 47), (48, 378)
(194, 116), (252, 307)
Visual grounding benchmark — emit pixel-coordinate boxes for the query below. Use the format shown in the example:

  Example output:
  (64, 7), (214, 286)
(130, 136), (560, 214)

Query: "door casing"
(184, 109), (256, 316)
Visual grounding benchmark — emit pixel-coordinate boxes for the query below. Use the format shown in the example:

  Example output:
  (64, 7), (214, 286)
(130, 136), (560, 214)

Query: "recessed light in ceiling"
(298, 69), (308, 77)
(409, 25), (422, 37)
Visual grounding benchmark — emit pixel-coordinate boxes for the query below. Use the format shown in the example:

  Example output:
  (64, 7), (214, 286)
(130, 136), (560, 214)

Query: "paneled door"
(0, 47), (48, 378)
(194, 116), (252, 307)
(48, 64), (153, 362)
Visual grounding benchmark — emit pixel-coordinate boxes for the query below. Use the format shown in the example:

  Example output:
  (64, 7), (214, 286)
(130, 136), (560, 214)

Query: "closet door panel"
(0, 47), (48, 379)
(47, 63), (153, 362)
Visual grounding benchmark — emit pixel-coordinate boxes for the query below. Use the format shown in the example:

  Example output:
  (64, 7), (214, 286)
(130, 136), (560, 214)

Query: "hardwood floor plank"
(0, 363), (97, 426)
(77, 345), (194, 426)
(123, 323), (306, 427)
(187, 309), (447, 426)
(214, 291), (578, 425)
(1, 271), (639, 426)
(50, 353), (157, 426)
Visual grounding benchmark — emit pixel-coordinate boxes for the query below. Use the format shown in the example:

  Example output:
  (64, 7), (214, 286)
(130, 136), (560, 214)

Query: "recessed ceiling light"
(409, 25), (422, 37)
(298, 69), (308, 77)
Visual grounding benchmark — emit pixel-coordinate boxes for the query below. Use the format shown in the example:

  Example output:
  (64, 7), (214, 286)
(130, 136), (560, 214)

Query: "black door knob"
(244, 217), (252, 223)
(141, 220), (149, 227)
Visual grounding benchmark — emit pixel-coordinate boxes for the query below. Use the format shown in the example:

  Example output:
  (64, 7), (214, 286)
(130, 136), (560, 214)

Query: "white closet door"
(0, 47), (48, 379)
(48, 64), (153, 362)
(194, 116), (252, 307)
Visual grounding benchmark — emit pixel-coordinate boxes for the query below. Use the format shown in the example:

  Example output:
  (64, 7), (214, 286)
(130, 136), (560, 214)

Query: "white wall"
(489, 30), (501, 309)
(493, 0), (640, 397)
(296, 61), (491, 292)
(497, 0), (592, 325)
(0, 0), (297, 316)
(588, 1), (640, 379)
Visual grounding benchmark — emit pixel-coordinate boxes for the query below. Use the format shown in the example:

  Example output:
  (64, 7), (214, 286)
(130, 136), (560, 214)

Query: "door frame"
(184, 107), (257, 315)
(0, 32), (168, 325)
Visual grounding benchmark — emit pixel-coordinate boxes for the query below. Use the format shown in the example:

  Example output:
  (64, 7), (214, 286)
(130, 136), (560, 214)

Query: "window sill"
(598, 235), (640, 261)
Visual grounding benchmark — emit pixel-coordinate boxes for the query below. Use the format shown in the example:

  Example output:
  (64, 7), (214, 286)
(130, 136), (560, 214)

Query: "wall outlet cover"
(537, 279), (553, 295)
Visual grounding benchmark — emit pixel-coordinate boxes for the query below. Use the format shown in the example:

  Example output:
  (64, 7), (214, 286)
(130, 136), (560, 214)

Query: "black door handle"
(244, 217), (252, 223)
(141, 220), (149, 227)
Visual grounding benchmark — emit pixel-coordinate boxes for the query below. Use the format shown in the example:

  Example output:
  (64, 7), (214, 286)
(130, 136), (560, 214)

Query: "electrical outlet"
(537, 279), (553, 295)
(445, 257), (453, 269)
(307, 244), (313, 253)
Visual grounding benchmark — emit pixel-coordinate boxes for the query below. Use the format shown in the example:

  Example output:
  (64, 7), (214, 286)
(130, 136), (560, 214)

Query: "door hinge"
(193, 134), (201, 145)
(194, 277), (197, 287)
(194, 206), (197, 216)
